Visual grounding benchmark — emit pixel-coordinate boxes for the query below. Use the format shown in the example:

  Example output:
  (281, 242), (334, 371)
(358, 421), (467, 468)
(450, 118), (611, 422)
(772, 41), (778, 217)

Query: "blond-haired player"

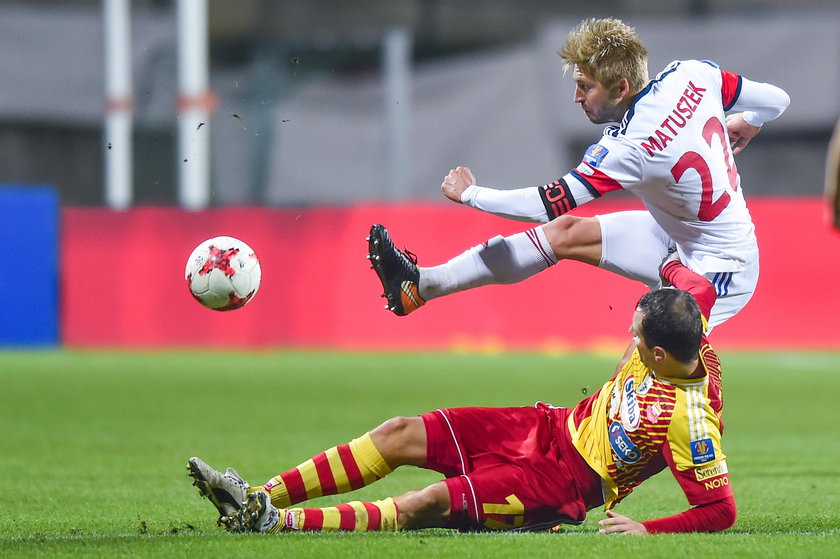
(368, 18), (790, 330)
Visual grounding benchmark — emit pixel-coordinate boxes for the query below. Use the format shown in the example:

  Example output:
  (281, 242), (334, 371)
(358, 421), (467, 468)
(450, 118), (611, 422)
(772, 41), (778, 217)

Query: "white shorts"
(596, 211), (759, 329)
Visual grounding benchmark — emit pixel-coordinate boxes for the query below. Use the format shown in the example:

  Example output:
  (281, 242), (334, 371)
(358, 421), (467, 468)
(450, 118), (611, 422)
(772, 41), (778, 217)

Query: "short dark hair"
(636, 289), (702, 364)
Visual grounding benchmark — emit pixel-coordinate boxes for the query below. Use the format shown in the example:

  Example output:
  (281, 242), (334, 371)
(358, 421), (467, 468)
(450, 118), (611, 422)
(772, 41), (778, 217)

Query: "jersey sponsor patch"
(608, 383), (620, 418)
(690, 437), (716, 464)
(636, 374), (653, 395)
(694, 459), (728, 482)
(582, 144), (609, 167)
(620, 377), (641, 431)
(608, 421), (642, 464)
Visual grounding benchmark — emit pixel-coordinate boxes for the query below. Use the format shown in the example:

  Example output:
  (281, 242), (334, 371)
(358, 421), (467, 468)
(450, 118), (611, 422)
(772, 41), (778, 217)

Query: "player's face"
(572, 65), (625, 124)
(630, 309), (655, 368)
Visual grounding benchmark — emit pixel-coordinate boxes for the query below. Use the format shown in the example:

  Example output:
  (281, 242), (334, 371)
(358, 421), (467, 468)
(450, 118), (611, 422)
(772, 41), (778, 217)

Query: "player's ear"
(613, 77), (632, 102)
(652, 346), (668, 363)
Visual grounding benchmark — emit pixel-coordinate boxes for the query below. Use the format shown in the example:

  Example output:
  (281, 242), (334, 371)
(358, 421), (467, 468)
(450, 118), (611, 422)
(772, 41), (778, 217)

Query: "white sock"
(419, 227), (557, 301)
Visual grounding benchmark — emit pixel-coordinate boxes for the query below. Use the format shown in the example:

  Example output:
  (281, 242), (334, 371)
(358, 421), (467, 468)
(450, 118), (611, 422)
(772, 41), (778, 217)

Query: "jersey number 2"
(670, 117), (739, 222)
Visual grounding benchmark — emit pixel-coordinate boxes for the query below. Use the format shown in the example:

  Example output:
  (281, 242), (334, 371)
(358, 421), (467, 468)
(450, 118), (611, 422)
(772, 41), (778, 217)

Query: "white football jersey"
(564, 60), (756, 273)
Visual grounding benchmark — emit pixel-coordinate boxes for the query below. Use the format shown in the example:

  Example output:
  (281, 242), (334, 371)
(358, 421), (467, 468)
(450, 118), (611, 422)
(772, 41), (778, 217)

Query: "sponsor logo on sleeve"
(583, 144), (609, 167)
(694, 460), (728, 482)
(609, 421), (642, 464)
(690, 438), (716, 464)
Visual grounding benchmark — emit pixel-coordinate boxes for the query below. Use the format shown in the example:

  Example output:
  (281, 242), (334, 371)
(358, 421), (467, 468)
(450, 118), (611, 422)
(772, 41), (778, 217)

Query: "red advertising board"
(61, 198), (840, 350)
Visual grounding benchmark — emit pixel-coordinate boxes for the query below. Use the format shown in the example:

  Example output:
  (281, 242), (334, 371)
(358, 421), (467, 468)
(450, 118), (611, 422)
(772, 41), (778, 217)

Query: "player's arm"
(641, 495), (737, 534)
(723, 74), (790, 155)
(602, 432), (736, 535)
(598, 497), (737, 535)
(443, 136), (638, 221)
(441, 165), (595, 223)
(659, 256), (717, 321)
(635, 435), (737, 534)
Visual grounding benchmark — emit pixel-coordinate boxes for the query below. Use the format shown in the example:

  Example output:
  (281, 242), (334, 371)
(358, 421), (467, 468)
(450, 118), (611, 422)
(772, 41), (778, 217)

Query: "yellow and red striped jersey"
(566, 340), (731, 509)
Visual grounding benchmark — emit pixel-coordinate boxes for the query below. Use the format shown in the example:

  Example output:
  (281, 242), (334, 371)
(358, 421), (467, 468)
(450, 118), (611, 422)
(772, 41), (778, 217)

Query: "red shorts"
(421, 404), (603, 531)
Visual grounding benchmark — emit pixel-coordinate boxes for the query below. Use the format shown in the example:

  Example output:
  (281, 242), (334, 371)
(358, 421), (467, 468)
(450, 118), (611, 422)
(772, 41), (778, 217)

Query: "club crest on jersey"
(691, 438), (716, 464)
(646, 402), (663, 424)
(609, 421), (641, 464)
(583, 144), (609, 167)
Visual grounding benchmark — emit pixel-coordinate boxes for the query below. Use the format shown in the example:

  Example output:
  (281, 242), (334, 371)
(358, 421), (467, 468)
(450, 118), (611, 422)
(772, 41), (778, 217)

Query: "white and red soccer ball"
(185, 236), (261, 311)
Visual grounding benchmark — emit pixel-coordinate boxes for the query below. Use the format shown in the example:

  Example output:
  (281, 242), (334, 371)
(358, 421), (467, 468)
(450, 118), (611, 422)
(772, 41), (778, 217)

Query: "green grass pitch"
(1, 350), (838, 557)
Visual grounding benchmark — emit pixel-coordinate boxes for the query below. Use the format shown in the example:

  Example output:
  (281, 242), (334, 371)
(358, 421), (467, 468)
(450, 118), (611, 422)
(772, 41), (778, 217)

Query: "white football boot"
(187, 456), (250, 523)
(232, 490), (281, 533)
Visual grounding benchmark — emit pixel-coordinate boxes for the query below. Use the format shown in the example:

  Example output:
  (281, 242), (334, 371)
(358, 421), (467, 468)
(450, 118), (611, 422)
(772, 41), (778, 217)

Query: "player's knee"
(375, 416), (417, 440)
(395, 483), (450, 530)
(543, 215), (601, 262)
(544, 215), (584, 250)
(370, 416), (426, 465)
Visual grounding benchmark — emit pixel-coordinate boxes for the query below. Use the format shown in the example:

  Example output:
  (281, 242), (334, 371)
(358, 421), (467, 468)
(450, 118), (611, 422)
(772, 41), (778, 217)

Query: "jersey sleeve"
(460, 176), (597, 223)
(663, 420), (732, 506)
(462, 132), (645, 222)
(642, 494), (737, 533)
(719, 69), (743, 111)
(704, 60), (789, 125)
(460, 184), (553, 223)
(563, 135), (644, 198)
(660, 259), (717, 321)
(724, 74), (790, 127)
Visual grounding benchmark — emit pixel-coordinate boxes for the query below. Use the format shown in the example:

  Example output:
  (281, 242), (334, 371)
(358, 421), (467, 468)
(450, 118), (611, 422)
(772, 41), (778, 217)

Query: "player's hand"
(725, 113), (761, 155)
(598, 510), (648, 535)
(441, 166), (476, 203)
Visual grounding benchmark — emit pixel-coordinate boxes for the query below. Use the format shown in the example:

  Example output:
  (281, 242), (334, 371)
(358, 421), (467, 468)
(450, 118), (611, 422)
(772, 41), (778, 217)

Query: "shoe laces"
(224, 468), (248, 489)
(402, 247), (418, 266)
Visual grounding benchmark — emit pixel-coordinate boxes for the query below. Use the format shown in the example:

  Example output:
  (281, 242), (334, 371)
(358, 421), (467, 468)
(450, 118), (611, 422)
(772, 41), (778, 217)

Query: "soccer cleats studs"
(187, 456), (250, 521)
(228, 490), (280, 533)
(367, 224), (426, 316)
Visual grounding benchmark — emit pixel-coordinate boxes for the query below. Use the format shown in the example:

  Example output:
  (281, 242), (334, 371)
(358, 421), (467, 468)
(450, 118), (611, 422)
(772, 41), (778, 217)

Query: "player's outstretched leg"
(187, 457), (250, 523)
(231, 479), (450, 533)
(248, 432), (394, 510)
(367, 224), (425, 316)
(232, 489), (401, 533)
(368, 224), (560, 315)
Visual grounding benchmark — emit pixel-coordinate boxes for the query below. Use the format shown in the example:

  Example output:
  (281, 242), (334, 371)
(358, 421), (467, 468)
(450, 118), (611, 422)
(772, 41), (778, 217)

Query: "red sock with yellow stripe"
(267, 498), (398, 532)
(252, 432), (393, 509)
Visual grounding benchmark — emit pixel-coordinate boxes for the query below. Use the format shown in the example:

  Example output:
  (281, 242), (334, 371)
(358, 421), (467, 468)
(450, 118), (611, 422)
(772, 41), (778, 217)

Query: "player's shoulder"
(656, 59), (724, 77)
(610, 59), (725, 139)
(587, 129), (642, 170)
(645, 60), (723, 98)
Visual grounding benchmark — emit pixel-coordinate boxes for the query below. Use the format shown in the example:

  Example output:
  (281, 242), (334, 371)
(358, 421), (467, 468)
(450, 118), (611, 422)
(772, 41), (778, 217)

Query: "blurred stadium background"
(1, 0), (838, 351)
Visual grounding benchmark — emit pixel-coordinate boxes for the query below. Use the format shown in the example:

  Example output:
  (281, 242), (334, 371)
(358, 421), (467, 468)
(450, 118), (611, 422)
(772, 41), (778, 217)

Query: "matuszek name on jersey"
(641, 81), (707, 156)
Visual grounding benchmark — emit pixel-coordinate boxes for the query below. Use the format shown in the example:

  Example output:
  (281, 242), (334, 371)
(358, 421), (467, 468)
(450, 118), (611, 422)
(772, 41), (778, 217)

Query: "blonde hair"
(558, 18), (649, 94)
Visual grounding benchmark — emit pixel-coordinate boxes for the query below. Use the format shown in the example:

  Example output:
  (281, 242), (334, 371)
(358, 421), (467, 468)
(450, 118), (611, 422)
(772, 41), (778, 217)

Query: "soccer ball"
(185, 236), (261, 311)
